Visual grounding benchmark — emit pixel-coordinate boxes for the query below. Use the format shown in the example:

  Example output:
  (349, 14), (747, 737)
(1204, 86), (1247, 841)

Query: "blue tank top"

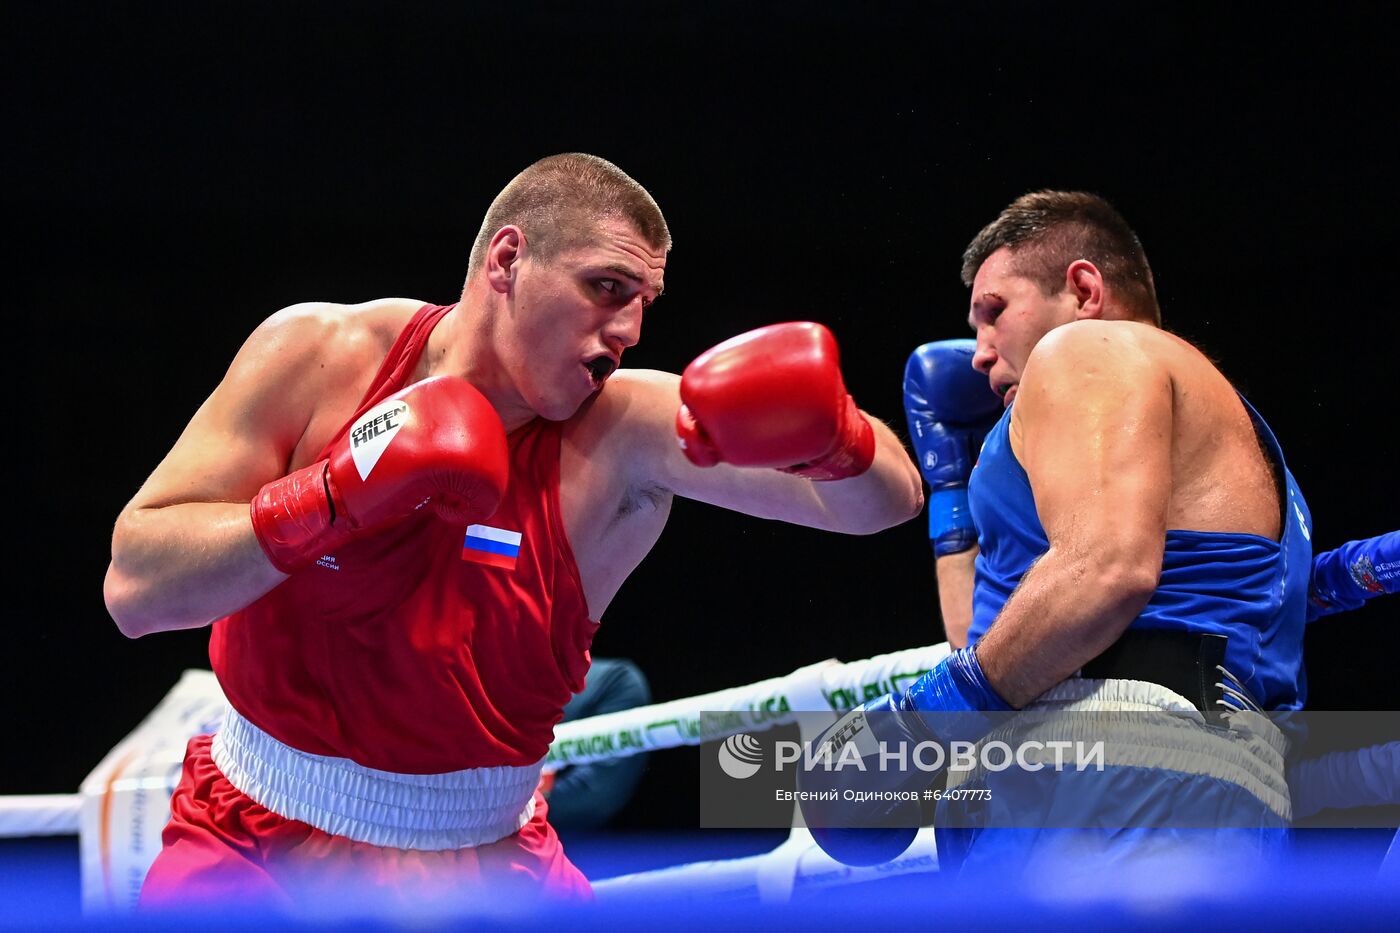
(966, 396), (1311, 710)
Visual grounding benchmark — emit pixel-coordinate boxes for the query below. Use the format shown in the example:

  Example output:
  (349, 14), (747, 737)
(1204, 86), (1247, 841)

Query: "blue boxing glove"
(797, 646), (1012, 866)
(903, 341), (1004, 556)
(1307, 530), (1400, 621)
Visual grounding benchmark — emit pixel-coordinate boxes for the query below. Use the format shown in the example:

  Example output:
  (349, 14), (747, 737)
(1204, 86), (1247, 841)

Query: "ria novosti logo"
(716, 727), (1108, 779)
(717, 733), (764, 779)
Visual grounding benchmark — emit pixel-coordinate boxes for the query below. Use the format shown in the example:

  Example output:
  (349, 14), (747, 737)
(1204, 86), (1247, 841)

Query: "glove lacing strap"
(1215, 664), (1265, 714)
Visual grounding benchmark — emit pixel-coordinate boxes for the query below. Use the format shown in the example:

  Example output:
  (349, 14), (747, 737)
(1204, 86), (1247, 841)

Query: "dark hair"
(961, 190), (1160, 325)
(466, 153), (670, 280)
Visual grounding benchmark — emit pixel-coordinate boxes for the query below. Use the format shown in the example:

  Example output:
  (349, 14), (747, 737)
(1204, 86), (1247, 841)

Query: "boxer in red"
(102, 153), (923, 911)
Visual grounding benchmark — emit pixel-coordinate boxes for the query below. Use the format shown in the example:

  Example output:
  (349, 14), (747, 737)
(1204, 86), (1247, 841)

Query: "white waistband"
(945, 677), (1292, 821)
(210, 706), (541, 850)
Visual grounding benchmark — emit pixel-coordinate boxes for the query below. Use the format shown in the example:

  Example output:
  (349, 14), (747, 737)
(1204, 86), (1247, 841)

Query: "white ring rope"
(0, 643), (951, 839)
(546, 643), (951, 769)
(6, 645), (1392, 908)
(0, 794), (82, 837)
(0, 645), (953, 911)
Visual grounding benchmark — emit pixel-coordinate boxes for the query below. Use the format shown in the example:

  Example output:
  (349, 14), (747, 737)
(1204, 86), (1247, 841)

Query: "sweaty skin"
(104, 218), (923, 636)
(945, 247), (1279, 707)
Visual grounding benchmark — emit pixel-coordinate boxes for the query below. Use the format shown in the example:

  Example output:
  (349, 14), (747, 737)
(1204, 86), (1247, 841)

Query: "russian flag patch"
(461, 524), (522, 570)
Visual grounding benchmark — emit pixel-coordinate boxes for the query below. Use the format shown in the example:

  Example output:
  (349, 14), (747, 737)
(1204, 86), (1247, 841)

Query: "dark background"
(5, 2), (1397, 827)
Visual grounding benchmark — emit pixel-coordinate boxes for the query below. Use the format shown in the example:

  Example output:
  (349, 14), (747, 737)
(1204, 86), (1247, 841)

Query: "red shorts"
(140, 735), (590, 912)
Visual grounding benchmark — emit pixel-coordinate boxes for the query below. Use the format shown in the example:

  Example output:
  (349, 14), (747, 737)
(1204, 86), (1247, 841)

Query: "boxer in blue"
(906, 352), (1399, 644)
(803, 191), (1319, 872)
(902, 343), (1398, 874)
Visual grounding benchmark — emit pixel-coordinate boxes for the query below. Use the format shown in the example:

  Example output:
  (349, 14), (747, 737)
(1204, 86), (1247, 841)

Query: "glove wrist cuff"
(929, 488), (976, 555)
(675, 404), (722, 467)
(783, 396), (875, 481)
(904, 645), (1013, 714)
(250, 461), (342, 573)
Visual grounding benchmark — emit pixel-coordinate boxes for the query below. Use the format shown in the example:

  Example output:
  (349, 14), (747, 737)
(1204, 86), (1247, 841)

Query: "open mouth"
(583, 356), (617, 387)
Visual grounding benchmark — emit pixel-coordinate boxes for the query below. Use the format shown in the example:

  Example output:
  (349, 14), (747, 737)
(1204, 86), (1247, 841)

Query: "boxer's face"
(509, 218), (666, 420)
(967, 246), (1078, 408)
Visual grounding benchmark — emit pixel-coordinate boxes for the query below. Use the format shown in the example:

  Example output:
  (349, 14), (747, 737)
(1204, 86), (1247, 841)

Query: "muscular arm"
(103, 307), (338, 637)
(975, 324), (1169, 707)
(609, 370), (923, 534)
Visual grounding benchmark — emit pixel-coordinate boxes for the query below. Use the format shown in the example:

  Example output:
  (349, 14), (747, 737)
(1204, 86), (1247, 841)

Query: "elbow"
(894, 483), (927, 532)
(103, 568), (151, 638)
(849, 477), (924, 536)
(1054, 523), (1162, 607)
(104, 554), (221, 638)
(897, 470), (926, 525)
(103, 574), (144, 638)
(1089, 557), (1161, 619)
(105, 514), (165, 638)
(875, 457), (927, 533)
(891, 470), (927, 530)
(831, 437), (926, 535)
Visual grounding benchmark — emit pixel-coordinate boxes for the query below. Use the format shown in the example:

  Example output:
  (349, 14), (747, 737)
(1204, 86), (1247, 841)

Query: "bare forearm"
(104, 503), (286, 637)
(935, 548), (977, 648)
(808, 416), (923, 534)
(975, 547), (1156, 707)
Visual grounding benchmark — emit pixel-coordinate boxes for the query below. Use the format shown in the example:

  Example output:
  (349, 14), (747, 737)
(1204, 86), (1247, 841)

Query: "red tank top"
(209, 303), (598, 773)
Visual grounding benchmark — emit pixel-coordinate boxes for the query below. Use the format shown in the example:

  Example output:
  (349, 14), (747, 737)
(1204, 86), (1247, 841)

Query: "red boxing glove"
(676, 322), (875, 481)
(251, 376), (510, 573)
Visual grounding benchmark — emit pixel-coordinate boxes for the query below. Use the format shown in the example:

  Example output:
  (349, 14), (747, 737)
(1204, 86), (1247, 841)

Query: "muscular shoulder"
(1025, 319), (1165, 379)
(214, 298), (423, 458)
(566, 369), (680, 480)
(241, 298), (420, 386)
(1034, 320), (1241, 403)
(1014, 321), (1172, 440)
(573, 369), (677, 434)
(571, 367), (674, 448)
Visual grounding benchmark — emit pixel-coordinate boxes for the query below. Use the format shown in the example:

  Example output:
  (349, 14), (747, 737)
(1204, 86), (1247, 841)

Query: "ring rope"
(0, 643), (952, 838)
(546, 643), (950, 769)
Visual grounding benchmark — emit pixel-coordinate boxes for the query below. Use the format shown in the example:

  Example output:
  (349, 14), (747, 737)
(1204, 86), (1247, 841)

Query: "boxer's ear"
(485, 226), (525, 295)
(1065, 259), (1105, 320)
